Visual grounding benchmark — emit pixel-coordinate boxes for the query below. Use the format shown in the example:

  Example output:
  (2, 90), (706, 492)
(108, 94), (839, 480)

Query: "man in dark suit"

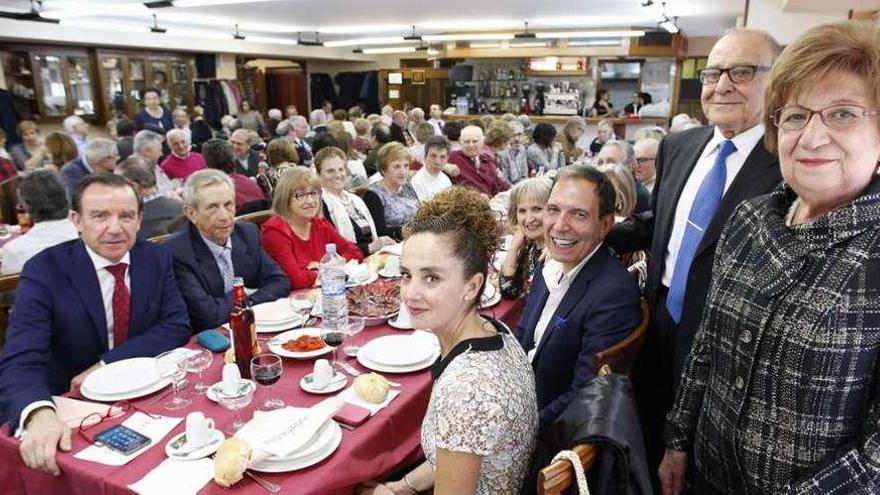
(605, 29), (783, 479)
(228, 129), (259, 177)
(517, 166), (641, 429)
(116, 155), (184, 239)
(0, 173), (190, 475)
(59, 138), (119, 199)
(167, 169), (289, 331)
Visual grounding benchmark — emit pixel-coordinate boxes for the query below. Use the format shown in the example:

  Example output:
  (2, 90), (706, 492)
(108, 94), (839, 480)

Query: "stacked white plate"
(81, 357), (171, 402)
(480, 282), (501, 309)
(357, 334), (440, 373)
(248, 419), (342, 473)
(253, 299), (307, 333)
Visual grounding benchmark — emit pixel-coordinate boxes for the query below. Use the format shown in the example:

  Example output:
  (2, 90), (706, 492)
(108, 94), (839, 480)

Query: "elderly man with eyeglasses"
(606, 29), (785, 486)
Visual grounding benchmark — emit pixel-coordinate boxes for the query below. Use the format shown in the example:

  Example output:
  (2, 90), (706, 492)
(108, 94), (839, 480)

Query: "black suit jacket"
(607, 125), (781, 371)
(235, 150), (260, 178)
(166, 222), (290, 330)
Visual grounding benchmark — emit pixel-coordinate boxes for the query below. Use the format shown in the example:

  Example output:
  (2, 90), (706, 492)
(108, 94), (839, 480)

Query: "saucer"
(165, 429), (224, 461)
(300, 371), (347, 394)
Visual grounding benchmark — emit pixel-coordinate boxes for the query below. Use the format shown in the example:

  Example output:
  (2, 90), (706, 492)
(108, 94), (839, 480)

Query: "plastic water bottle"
(320, 243), (349, 332)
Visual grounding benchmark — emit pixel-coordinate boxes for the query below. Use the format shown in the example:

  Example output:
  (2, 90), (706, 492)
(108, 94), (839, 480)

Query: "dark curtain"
(309, 73), (337, 110)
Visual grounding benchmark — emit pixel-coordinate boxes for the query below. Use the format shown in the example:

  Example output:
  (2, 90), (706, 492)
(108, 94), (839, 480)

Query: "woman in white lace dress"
(360, 187), (539, 495)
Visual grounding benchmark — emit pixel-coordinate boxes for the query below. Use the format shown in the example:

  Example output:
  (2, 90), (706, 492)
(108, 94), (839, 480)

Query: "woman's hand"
(658, 449), (688, 495)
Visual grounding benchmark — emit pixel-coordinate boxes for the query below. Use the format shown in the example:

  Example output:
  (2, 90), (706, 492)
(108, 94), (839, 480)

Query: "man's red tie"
(106, 263), (130, 347)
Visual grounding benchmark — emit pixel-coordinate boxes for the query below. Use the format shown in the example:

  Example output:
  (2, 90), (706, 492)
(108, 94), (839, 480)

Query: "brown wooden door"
(265, 66), (307, 115)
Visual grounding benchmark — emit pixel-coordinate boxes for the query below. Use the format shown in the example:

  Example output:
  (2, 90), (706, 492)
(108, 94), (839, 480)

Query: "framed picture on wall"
(411, 69), (426, 85)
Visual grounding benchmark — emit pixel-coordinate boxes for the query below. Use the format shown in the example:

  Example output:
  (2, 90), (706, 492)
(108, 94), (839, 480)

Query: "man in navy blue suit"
(0, 173), (190, 475)
(167, 169), (289, 331)
(517, 166), (641, 429)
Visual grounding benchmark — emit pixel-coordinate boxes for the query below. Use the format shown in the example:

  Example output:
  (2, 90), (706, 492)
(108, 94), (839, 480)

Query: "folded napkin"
(236, 400), (341, 458)
(345, 260), (371, 282)
(129, 457), (214, 495)
(53, 396), (124, 428)
(74, 412), (183, 466)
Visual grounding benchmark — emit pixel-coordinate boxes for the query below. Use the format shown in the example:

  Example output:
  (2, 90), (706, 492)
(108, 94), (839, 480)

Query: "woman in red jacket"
(261, 167), (363, 289)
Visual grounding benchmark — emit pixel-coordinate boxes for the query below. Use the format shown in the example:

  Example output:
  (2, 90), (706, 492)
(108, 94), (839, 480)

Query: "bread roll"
(353, 373), (391, 404)
(214, 437), (252, 487)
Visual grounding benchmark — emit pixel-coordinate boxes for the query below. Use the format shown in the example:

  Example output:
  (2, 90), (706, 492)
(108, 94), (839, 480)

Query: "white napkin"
(129, 457), (214, 495)
(53, 396), (124, 429)
(378, 243), (402, 256)
(336, 386), (400, 416)
(345, 260), (371, 282)
(236, 400), (341, 458)
(74, 412), (183, 466)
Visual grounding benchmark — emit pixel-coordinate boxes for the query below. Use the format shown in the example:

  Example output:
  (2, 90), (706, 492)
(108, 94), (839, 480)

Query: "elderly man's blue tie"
(666, 139), (737, 323)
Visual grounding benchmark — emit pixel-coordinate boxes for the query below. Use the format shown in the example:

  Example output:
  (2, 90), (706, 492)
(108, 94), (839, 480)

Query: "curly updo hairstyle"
(403, 187), (501, 304)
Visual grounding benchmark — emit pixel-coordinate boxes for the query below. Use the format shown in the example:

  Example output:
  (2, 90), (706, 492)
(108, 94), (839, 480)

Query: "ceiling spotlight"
(515, 21), (536, 39)
(233, 24), (245, 40)
(297, 32), (323, 46)
(150, 14), (166, 33)
(660, 19), (679, 33)
(403, 25), (421, 41)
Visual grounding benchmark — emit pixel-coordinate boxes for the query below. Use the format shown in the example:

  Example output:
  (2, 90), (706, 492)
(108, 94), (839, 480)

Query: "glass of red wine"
(250, 354), (284, 411)
(320, 325), (349, 371)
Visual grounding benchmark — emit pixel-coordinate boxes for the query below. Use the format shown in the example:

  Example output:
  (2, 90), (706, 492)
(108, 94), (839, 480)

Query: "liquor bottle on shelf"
(229, 277), (258, 378)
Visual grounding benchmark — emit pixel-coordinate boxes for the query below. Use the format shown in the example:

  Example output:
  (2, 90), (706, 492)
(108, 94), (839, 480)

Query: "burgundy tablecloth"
(0, 298), (525, 495)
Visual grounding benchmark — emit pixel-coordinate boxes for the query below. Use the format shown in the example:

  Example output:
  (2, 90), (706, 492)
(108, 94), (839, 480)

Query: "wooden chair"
(536, 365), (612, 495)
(592, 298), (650, 376)
(235, 209), (273, 226)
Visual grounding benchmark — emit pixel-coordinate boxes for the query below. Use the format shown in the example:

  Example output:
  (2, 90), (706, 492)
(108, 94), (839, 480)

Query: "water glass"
(217, 380), (255, 434)
(342, 316), (366, 357)
(185, 349), (213, 394)
(155, 350), (191, 410)
(250, 354), (284, 411)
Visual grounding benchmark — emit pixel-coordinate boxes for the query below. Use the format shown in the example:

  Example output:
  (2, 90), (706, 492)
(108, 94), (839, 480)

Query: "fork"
(210, 454), (281, 493)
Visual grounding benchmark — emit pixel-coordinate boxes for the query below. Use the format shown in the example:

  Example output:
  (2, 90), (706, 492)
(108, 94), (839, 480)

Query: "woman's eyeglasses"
(294, 191), (321, 202)
(78, 401), (159, 442)
(770, 104), (880, 132)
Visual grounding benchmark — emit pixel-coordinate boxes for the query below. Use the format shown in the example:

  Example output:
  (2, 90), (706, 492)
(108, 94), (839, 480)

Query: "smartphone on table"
(94, 424), (151, 455)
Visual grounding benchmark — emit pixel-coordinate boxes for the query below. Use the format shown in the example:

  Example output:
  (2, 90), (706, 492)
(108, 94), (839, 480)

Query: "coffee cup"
(384, 256), (401, 277)
(185, 412), (215, 449)
(313, 359), (333, 389)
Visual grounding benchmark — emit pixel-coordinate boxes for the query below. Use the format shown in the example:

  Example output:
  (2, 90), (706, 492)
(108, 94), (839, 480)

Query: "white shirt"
(411, 167), (452, 202)
(428, 118), (444, 136)
(528, 244), (601, 362)
(18, 245), (131, 436)
(661, 124), (765, 287)
(1, 219), (79, 274)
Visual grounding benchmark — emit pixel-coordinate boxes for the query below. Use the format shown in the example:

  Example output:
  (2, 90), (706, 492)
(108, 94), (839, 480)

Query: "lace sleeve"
(432, 366), (506, 457)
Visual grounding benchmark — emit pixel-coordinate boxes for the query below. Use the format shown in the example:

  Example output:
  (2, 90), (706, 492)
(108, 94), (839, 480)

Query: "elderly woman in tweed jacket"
(660, 22), (880, 494)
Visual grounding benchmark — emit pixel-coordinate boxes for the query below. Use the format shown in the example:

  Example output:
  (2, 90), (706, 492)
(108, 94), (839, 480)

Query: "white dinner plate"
(253, 299), (299, 324)
(386, 313), (413, 330)
(82, 357), (162, 396)
(267, 328), (333, 359)
(357, 347), (440, 374)
(361, 335), (434, 366)
(256, 314), (307, 334)
(249, 421), (342, 473)
(299, 371), (347, 394)
(81, 376), (171, 402)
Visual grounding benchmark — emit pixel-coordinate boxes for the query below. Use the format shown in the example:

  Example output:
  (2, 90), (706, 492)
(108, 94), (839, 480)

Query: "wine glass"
(320, 325), (349, 371)
(250, 354), (284, 411)
(342, 316), (366, 357)
(185, 349), (213, 394)
(155, 350), (191, 410)
(217, 380), (256, 434)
